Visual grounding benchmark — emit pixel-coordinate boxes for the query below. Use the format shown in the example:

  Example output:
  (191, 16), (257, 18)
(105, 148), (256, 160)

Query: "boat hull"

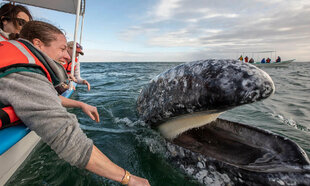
(0, 82), (77, 185)
(167, 118), (310, 185)
(0, 131), (40, 186)
(250, 60), (295, 67)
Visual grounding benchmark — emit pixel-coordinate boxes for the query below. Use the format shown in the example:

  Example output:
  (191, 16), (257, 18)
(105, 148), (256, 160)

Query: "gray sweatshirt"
(0, 71), (93, 168)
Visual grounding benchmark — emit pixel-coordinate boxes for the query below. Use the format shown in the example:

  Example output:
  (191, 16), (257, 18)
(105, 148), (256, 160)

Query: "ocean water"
(7, 62), (310, 186)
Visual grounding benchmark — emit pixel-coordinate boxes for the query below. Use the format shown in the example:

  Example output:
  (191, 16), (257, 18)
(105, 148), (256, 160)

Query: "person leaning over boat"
(0, 21), (150, 186)
(0, 2), (32, 41)
(63, 41), (91, 91)
(0, 4), (96, 124)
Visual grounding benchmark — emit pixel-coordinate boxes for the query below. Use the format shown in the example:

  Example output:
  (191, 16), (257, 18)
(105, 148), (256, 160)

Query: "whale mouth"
(158, 111), (224, 140)
(170, 118), (310, 172)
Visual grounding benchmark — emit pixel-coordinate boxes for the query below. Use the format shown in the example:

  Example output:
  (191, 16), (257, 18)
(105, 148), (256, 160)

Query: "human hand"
(128, 175), (150, 186)
(68, 74), (77, 83)
(81, 103), (100, 122)
(83, 80), (91, 91)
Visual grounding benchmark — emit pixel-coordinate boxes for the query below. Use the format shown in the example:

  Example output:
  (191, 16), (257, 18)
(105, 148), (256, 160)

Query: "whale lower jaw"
(158, 111), (223, 140)
(165, 119), (310, 185)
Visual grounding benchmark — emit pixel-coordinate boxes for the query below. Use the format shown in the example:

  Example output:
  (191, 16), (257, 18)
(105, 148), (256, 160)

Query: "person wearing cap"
(63, 41), (91, 91)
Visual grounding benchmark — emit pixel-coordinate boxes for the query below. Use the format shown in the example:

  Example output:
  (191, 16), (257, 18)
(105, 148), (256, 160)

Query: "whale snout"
(206, 61), (275, 107)
(137, 59), (275, 126)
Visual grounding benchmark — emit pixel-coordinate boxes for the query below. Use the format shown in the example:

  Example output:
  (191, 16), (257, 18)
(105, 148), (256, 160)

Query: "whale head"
(137, 59), (275, 139)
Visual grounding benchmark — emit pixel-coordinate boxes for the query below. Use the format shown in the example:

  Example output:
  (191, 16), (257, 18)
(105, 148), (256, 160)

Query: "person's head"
(0, 3), (32, 34)
(67, 41), (84, 58)
(19, 21), (70, 63)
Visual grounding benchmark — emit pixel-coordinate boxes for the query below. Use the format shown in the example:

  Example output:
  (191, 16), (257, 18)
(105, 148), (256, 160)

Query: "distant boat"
(237, 51), (294, 67)
(249, 59), (295, 67)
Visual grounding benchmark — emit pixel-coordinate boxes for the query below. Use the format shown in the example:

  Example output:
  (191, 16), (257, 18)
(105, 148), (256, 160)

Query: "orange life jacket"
(63, 58), (78, 74)
(0, 104), (20, 129)
(0, 40), (56, 129)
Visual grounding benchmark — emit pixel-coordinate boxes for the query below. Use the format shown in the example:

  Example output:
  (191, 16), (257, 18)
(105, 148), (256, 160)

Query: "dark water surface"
(7, 62), (310, 186)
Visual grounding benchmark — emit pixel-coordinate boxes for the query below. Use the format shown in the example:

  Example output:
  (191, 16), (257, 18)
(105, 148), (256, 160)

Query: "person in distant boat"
(266, 57), (271, 63)
(261, 58), (266, 63)
(244, 56), (249, 63)
(0, 21), (150, 186)
(249, 58), (254, 63)
(0, 3), (32, 41)
(239, 55), (243, 61)
(63, 41), (91, 91)
(276, 56), (281, 63)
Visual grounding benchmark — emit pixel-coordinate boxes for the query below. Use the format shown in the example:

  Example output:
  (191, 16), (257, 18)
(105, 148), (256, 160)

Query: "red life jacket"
(0, 34), (8, 41)
(0, 105), (20, 129)
(0, 40), (54, 129)
(63, 58), (78, 74)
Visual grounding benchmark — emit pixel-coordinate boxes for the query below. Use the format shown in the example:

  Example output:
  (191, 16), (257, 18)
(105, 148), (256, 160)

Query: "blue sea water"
(7, 62), (310, 186)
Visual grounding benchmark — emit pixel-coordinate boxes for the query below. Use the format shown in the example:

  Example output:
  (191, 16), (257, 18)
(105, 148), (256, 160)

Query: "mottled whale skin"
(137, 59), (310, 185)
(137, 59), (274, 126)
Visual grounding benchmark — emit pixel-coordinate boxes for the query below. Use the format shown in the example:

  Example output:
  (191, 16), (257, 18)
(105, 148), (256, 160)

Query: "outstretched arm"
(86, 145), (150, 186)
(59, 95), (99, 122)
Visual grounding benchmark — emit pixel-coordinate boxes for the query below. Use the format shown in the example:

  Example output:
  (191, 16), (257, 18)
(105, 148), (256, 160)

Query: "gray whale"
(137, 59), (310, 185)
(137, 59), (274, 139)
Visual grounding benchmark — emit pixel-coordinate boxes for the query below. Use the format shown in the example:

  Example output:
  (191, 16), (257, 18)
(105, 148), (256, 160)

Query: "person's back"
(249, 58), (254, 63)
(245, 56), (248, 63)
(261, 58), (266, 63)
(276, 56), (281, 62)
(266, 58), (271, 63)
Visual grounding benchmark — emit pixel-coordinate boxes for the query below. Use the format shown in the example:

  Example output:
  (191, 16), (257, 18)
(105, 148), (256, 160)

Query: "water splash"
(79, 124), (135, 133)
(274, 114), (310, 132)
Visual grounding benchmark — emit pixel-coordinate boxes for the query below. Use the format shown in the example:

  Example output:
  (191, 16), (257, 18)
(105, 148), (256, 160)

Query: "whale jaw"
(166, 119), (310, 185)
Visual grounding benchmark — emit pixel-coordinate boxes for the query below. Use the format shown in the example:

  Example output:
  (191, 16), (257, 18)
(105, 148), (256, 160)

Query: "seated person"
(238, 55), (243, 61)
(249, 58), (254, 63)
(261, 58), (266, 63)
(0, 3), (32, 41)
(63, 41), (90, 91)
(276, 56), (281, 62)
(266, 57), (271, 63)
(244, 56), (249, 63)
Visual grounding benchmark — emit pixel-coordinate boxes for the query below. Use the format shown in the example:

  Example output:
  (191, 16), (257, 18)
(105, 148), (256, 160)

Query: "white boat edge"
(0, 131), (40, 186)
(251, 59), (295, 67)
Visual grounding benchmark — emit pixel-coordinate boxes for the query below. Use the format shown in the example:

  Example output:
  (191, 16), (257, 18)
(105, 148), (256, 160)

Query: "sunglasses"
(76, 42), (83, 50)
(2, 17), (27, 26)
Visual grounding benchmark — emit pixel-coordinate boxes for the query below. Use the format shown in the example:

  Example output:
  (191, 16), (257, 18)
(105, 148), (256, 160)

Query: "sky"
(1, 0), (310, 62)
